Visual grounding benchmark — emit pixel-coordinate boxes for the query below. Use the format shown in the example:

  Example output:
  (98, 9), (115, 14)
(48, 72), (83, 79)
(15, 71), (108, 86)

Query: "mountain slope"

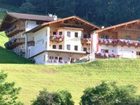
(0, 32), (32, 64)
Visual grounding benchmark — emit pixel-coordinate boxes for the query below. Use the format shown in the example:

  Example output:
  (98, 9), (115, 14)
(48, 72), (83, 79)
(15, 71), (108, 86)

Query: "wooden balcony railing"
(99, 38), (140, 47)
(50, 35), (64, 43)
(5, 38), (25, 49)
(5, 26), (25, 37)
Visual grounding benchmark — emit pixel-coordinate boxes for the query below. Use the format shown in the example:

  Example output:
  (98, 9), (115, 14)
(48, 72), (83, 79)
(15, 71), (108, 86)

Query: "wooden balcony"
(27, 41), (35, 46)
(5, 26), (25, 37)
(5, 38), (25, 49)
(50, 35), (64, 43)
(81, 38), (91, 45)
(99, 38), (140, 47)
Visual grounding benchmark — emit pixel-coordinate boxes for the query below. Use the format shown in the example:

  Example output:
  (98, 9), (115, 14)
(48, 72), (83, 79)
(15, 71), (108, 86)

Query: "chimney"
(53, 15), (58, 21)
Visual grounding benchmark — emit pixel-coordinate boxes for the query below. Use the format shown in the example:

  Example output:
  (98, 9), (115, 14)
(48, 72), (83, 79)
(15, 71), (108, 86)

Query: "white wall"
(27, 27), (48, 57)
(63, 29), (83, 51)
(25, 21), (38, 31)
(98, 45), (140, 58)
(34, 53), (46, 64)
(33, 51), (85, 65)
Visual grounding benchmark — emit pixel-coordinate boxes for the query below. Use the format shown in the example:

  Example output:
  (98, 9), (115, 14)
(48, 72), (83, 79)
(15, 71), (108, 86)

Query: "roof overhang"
(95, 19), (140, 34)
(26, 16), (100, 33)
(0, 12), (54, 31)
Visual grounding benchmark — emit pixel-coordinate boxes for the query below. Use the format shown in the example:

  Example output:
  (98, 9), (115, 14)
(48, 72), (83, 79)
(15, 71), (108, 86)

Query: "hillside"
(0, 32), (140, 105)
(0, 59), (140, 105)
(0, 33), (140, 104)
(0, 32), (32, 64)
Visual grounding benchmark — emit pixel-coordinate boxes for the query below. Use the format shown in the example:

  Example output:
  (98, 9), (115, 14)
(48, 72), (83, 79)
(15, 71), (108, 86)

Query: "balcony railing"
(81, 38), (91, 45)
(5, 26), (25, 37)
(99, 38), (140, 47)
(5, 38), (25, 49)
(50, 35), (64, 43)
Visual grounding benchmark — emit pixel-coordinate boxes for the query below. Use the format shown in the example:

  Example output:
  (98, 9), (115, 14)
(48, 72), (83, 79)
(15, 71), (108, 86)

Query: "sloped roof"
(7, 12), (55, 21)
(26, 16), (99, 33)
(96, 19), (140, 33)
(0, 12), (55, 31)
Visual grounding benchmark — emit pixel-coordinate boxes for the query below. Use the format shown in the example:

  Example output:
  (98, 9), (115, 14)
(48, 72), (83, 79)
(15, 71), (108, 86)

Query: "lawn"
(0, 60), (140, 105)
(0, 32), (140, 105)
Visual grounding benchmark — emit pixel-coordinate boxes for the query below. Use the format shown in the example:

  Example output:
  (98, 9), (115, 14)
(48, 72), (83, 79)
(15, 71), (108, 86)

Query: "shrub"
(32, 90), (74, 105)
(0, 71), (23, 105)
(80, 82), (140, 105)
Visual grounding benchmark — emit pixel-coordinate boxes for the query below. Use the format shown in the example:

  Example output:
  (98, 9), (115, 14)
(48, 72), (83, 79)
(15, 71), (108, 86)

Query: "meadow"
(0, 32), (140, 105)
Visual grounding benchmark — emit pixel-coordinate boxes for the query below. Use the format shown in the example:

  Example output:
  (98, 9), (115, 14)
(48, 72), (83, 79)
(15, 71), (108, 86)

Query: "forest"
(0, 0), (140, 26)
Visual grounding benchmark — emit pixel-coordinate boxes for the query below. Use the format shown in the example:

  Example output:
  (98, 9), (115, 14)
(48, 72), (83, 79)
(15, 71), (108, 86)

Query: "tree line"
(1, 0), (140, 26)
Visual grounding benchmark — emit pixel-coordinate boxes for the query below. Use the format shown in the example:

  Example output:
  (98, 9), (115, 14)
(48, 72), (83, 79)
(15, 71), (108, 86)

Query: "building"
(94, 19), (140, 58)
(25, 16), (99, 64)
(2, 12), (140, 64)
(0, 12), (55, 57)
(0, 12), (99, 64)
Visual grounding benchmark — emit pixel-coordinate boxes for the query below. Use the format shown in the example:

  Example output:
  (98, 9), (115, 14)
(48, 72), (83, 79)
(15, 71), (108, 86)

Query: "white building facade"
(94, 20), (140, 59)
(25, 16), (99, 64)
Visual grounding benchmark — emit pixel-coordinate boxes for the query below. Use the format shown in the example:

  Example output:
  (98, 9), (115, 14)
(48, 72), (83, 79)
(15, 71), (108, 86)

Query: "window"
(138, 37), (140, 41)
(67, 44), (71, 50)
(59, 57), (63, 63)
(53, 32), (56, 35)
(101, 49), (109, 53)
(83, 35), (87, 38)
(67, 31), (71, 37)
(125, 35), (131, 40)
(101, 35), (109, 39)
(136, 52), (140, 56)
(55, 57), (58, 60)
(75, 32), (78, 38)
(59, 32), (63, 35)
(52, 45), (56, 49)
(83, 48), (87, 51)
(59, 45), (62, 49)
(87, 34), (91, 38)
(49, 56), (53, 60)
(74, 45), (78, 51)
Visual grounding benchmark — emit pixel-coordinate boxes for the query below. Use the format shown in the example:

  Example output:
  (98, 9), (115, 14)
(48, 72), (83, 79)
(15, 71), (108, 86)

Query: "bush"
(80, 82), (140, 105)
(32, 90), (74, 105)
(0, 71), (23, 105)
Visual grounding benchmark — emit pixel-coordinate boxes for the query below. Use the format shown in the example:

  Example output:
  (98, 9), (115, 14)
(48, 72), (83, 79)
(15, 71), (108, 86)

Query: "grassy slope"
(0, 32), (32, 63)
(0, 60), (140, 105)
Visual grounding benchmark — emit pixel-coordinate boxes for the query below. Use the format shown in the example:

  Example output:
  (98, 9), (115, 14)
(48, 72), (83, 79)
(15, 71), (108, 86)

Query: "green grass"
(1, 32), (140, 105)
(1, 60), (140, 105)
